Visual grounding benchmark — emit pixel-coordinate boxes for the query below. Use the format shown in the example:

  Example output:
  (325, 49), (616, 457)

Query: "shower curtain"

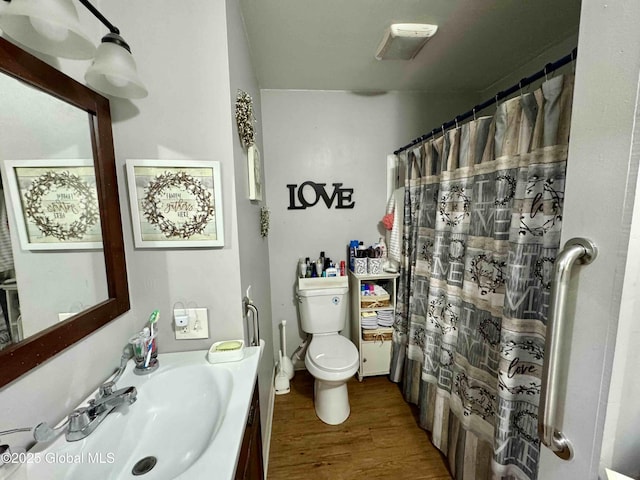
(389, 74), (574, 480)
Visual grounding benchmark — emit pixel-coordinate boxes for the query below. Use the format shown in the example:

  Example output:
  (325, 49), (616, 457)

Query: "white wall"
(598, 37), (640, 475)
(262, 89), (479, 364)
(601, 163), (640, 478)
(105, 0), (245, 352)
(225, 0), (275, 453)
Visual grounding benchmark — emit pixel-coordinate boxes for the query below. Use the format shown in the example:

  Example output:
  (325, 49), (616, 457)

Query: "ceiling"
(239, 0), (582, 93)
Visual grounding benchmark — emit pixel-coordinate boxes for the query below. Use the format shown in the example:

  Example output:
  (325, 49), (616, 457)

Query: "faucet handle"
(98, 381), (116, 398)
(68, 409), (90, 433)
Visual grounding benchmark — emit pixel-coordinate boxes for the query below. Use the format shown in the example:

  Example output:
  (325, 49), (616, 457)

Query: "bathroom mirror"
(0, 37), (130, 387)
(0, 72), (109, 350)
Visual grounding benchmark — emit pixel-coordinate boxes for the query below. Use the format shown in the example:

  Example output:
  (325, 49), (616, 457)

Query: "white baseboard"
(262, 364), (276, 477)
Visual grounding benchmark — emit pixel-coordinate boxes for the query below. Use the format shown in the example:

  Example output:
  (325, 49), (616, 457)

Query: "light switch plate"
(174, 308), (209, 340)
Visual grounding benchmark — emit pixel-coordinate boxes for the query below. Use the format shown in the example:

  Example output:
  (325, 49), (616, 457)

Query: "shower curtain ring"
(472, 107), (477, 121)
(454, 117), (459, 129)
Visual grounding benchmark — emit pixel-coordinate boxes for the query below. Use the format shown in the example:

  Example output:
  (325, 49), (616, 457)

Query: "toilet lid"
(307, 334), (358, 373)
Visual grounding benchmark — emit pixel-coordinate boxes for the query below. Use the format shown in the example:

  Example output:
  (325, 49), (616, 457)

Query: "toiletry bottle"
(305, 257), (312, 278)
(349, 240), (358, 271)
(315, 258), (324, 277)
(377, 237), (387, 258)
(326, 264), (338, 277)
(340, 260), (346, 276)
(299, 258), (306, 278)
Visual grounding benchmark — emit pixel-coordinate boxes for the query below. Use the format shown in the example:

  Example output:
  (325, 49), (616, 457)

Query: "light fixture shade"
(375, 23), (438, 60)
(0, 0), (95, 59)
(85, 34), (148, 99)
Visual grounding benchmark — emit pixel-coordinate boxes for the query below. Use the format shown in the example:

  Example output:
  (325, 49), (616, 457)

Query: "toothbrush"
(145, 310), (160, 368)
(148, 309), (160, 337)
(143, 340), (153, 368)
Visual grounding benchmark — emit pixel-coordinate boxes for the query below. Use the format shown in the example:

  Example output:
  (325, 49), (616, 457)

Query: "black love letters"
(287, 181), (355, 210)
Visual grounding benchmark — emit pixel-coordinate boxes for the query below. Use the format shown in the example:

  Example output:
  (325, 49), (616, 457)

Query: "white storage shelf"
(348, 271), (399, 381)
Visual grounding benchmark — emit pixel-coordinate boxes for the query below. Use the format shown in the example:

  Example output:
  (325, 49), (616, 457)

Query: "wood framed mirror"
(0, 37), (130, 387)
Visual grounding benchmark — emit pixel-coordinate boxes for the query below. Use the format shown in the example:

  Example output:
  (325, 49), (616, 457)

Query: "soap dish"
(207, 340), (245, 364)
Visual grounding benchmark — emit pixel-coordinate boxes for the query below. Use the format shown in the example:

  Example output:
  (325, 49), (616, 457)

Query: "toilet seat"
(306, 334), (358, 374)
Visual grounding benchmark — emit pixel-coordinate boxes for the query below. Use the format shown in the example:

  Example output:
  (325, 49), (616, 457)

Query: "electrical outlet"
(174, 308), (209, 340)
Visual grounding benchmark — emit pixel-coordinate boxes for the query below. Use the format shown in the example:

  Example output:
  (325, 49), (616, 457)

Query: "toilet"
(297, 284), (359, 425)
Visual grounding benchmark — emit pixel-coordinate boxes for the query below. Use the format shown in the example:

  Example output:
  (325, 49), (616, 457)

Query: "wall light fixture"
(0, 0), (148, 98)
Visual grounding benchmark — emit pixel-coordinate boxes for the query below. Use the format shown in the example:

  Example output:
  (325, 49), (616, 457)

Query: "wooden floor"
(268, 371), (452, 480)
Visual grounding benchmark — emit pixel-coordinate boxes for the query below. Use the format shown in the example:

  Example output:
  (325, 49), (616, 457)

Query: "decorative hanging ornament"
(235, 90), (256, 149)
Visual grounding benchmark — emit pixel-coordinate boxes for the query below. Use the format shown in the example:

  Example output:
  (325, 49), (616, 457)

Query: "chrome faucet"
(66, 384), (137, 442)
(0, 347), (137, 447)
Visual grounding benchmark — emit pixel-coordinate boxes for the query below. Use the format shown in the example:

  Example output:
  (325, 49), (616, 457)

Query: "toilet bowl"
(305, 332), (358, 425)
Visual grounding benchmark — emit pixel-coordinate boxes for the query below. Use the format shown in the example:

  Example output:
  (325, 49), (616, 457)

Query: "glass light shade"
(85, 38), (148, 99)
(0, 0), (95, 59)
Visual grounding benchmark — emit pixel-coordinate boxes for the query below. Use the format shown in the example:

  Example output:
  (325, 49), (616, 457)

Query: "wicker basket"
(362, 327), (393, 342)
(360, 294), (390, 309)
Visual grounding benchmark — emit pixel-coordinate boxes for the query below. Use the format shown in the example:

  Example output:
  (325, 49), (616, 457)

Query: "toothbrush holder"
(129, 332), (159, 374)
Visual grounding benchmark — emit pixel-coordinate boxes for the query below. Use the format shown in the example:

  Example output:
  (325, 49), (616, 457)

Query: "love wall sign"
(286, 181), (355, 210)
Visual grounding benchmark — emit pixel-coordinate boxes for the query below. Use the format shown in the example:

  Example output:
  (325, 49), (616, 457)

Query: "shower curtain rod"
(393, 47), (578, 155)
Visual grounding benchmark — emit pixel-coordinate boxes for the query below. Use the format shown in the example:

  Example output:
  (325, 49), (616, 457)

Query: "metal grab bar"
(538, 237), (597, 460)
(243, 297), (260, 347)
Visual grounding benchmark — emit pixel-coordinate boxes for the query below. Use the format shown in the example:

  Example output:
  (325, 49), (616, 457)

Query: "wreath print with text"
(23, 170), (100, 241)
(439, 183), (470, 227)
(142, 171), (215, 239)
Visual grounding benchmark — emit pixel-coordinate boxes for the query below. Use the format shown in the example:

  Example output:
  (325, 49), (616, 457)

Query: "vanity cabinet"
(348, 271), (399, 381)
(235, 380), (264, 480)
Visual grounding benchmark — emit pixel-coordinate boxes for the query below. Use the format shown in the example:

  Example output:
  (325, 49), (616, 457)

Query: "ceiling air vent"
(375, 23), (438, 60)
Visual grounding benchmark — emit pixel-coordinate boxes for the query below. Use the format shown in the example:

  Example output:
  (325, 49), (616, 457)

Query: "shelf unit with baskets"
(348, 271), (399, 381)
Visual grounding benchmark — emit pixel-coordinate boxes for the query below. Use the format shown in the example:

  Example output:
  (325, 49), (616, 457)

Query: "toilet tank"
(297, 286), (348, 334)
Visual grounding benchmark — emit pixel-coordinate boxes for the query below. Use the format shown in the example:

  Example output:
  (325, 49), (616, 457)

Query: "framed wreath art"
(3, 159), (102, 250)
(126, 159), (224, 248)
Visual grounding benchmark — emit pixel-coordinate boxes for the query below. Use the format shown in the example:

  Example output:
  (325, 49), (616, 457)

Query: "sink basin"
(2, 346), (262, 480)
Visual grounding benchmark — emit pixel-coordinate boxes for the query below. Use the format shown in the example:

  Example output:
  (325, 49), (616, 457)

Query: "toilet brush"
(274, 350), (290, 395)
(280, 320), (295, 380)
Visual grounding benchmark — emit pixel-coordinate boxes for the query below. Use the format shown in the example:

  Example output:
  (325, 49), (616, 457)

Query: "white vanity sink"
(2, 346), (261, 480)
